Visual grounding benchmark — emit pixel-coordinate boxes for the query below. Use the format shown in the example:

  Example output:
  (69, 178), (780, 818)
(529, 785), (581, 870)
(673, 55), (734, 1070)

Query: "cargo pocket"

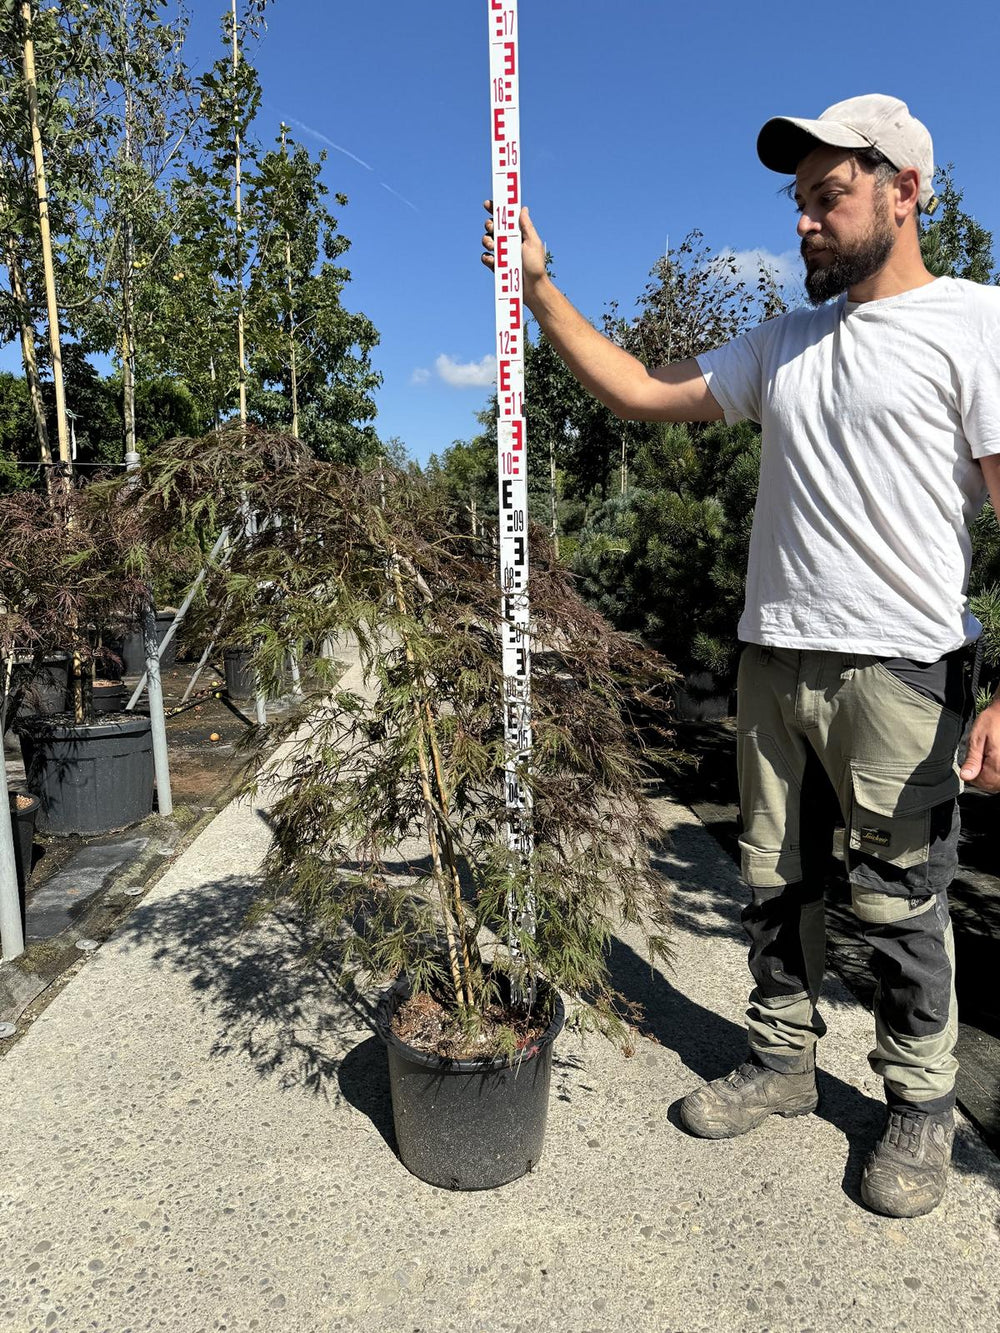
(848, 761), (960, 872)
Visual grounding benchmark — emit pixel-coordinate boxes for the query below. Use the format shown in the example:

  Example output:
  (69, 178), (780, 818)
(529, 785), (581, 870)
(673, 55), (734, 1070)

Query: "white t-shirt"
(696, 276), (1000, 658)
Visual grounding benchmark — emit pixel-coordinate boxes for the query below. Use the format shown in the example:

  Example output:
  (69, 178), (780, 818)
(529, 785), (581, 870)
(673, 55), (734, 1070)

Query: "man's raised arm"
(481, 202), (724, 424)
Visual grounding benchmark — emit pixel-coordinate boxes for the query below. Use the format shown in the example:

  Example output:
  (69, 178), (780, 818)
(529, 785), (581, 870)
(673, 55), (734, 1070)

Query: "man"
(481, 93), (1000, 1218)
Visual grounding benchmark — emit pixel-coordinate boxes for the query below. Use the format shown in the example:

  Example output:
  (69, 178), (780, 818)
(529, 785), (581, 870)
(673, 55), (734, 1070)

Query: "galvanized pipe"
(127, 526), (231, 711)
(140, 602), (172, 818)
(124, 455), (173, 818)
(0, 746), (25, 961)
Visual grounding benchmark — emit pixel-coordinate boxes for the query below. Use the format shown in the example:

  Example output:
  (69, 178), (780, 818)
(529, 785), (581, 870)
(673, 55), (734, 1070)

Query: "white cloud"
(716, 246), (802, 291)
(435, 353), (497, 388)
(410, 367), (431, 385)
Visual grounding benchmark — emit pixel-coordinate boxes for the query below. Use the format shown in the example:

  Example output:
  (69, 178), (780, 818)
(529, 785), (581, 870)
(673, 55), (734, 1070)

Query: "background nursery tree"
(244, 125), (381, 460)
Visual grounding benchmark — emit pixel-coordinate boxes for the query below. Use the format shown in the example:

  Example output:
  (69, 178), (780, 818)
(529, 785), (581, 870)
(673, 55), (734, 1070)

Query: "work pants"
(736, 643), (977, 1109)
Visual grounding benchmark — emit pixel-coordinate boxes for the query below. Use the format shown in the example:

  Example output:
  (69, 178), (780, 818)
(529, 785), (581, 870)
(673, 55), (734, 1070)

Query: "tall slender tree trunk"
(231, 0), (247, 429)
(21, 0), (70, 478)
(286, 244), (299, 438)
(549, 435), (559, 558)
(4, 236), (53, 489)
(279, 125), (299, 439)
(121, 74), (138, 466)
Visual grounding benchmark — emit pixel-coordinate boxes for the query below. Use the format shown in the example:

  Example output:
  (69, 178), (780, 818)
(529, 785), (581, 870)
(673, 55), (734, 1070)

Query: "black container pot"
(8, 790), (39, 930)
(17, 714), (154, 835)
(8, 654), (70, 718)
(375, 975), (565, 1190)
(223, 647), (256, 700)
(122, 611), (179, 675)
(90, 680), (127, 715)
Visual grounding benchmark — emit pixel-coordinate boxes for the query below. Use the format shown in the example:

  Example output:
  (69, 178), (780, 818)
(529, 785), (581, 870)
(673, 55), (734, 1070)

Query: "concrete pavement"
(1, 649), (998, 1332)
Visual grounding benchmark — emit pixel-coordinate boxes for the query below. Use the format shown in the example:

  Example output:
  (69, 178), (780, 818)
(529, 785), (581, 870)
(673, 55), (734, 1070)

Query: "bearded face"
(802, 187), (895, 306)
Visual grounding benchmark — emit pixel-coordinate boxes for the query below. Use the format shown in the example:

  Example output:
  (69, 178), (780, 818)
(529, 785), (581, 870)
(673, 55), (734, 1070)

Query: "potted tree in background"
(119, 428), (683, 1189)
(1, 483), (159, 835)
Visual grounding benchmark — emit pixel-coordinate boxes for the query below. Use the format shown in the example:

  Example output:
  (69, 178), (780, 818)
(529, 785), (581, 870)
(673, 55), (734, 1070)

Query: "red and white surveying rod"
(488, 0), (533, 957)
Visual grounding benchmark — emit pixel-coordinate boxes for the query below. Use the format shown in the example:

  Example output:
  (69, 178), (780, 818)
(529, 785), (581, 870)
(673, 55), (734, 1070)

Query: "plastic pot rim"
(374, 972), (565, 1075)
(14, 713), (153, 742)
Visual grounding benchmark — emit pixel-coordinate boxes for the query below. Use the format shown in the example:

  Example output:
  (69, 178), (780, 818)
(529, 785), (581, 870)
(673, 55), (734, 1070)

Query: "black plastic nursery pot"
(8, 790), (39, 931)
(375, 975), (565, 1191)
(90, 680), (128, 715)
(122, 611), (178, 675)
(17, 713), (155, 835)
(223, 647), (256, 700)
(8, 654), (70, 718)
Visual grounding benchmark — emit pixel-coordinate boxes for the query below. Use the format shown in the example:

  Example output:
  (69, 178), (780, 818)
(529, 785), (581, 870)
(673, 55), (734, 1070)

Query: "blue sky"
(5, 1), (1000, 463)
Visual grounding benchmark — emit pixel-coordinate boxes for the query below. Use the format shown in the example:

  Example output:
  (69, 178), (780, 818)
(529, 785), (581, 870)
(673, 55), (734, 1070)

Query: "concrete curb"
(0, 779), (244, 1036)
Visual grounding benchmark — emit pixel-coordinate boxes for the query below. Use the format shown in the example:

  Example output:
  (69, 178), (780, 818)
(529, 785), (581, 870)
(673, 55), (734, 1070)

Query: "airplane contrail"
(380, 181), (419, 213)
(274, 109), (421, 214)
(280, 114), (374, 172)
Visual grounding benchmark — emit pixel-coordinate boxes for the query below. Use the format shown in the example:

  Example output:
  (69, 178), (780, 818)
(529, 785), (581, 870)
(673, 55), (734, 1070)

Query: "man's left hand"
(959, 698), (1000, 792)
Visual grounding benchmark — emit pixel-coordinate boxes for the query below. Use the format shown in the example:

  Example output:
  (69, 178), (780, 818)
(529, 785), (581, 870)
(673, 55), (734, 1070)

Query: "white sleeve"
(695, 323), (767, 426)
(960, 296), (1000, 460)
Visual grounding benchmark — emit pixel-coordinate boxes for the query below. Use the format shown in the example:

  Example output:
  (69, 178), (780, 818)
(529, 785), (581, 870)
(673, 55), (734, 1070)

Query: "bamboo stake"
(20, 0), (70, 476)
(391, 579), (473, 1012)
(381, 472), (473, 1010)
(22, 1), (84, 718)
(422, 697), (476, 984)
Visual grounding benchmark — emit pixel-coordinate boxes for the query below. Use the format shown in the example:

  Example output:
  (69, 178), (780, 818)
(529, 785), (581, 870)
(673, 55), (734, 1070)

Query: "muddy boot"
(679, 1060), (818, 1139)
(860, 1106), (955, 1218)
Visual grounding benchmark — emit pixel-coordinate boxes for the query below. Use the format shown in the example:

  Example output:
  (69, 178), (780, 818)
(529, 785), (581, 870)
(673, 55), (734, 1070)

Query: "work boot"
(679, 1060), (818, 1139)
(860, 1106), (955, 1218)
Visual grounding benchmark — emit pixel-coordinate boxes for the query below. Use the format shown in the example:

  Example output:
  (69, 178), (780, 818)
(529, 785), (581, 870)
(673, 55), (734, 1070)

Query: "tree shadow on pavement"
(648, 824), (747, 945)
(337, 1035), (397, 1152)
(113, 855), (1000, 1203)
(116, 870), (384, 1103)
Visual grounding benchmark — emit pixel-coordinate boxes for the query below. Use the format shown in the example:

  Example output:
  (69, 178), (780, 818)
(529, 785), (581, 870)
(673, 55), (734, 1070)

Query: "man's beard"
(802, 202), (894, 306)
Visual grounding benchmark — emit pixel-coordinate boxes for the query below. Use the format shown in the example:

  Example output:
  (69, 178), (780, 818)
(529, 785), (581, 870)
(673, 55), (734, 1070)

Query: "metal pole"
(288, 650), (302, 696)
(140, 600), (173, 817)
(124, 455), (173, 817)
(0, 748), (25, 962)
(180, 635), (222, 706)
(126, 526), (231, 711)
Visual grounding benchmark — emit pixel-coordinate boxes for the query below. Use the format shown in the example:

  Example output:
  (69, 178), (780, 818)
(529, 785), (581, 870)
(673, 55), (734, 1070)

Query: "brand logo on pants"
(860, 826), (891, 848)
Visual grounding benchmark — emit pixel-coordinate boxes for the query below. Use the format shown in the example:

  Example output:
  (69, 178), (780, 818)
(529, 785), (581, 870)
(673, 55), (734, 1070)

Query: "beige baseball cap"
(757, 94), (938, 212)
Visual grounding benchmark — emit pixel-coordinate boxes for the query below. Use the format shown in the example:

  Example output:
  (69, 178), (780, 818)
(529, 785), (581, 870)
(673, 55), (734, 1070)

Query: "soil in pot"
(375, 975), (565, 1191)
(392, 988), (552, 1061)
(17, 713), (154, 835)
